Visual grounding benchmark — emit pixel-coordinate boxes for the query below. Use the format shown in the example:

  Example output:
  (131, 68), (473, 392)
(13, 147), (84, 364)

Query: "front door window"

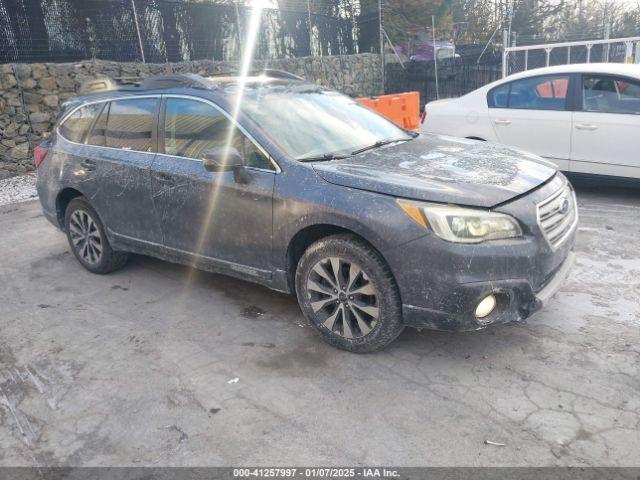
(163, 97), (272, 170)
(582, 75), (640, 115)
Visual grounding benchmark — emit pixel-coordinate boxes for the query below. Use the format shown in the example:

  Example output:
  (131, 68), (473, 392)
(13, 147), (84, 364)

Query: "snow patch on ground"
(0, 173), (38, 206)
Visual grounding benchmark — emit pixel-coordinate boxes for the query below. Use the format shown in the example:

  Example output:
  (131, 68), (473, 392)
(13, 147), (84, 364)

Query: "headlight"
(398, 201), (522, 243)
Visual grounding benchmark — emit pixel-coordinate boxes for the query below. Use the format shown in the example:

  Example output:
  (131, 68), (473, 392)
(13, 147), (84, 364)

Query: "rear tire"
(295, 234), (404, 353)
(64, 197), (128, 274)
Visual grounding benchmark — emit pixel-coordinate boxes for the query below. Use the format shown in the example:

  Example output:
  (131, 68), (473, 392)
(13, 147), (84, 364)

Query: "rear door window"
(582, 75), (640, 115)
(535, 78), (569, 98)
(105, 98), (158, 152)
(59, 104), (102, 143)
(507, 75), (569, 111)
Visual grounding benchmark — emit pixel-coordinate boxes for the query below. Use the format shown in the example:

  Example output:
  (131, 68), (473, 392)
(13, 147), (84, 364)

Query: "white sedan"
(421, 63), (640, 180)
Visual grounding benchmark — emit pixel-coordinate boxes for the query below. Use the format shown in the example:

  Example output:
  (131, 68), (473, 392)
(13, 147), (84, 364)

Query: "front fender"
(272, 168), (429, 282)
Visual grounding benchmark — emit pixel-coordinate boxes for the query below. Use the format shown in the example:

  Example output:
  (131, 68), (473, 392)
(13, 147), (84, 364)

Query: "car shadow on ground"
(569, 175), (640, 195)
(125, 252), (537, 361)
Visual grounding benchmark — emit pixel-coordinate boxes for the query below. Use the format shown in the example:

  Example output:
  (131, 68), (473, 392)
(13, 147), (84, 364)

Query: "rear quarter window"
(59, 104), (103, 143)
(487, 83), (509, 108)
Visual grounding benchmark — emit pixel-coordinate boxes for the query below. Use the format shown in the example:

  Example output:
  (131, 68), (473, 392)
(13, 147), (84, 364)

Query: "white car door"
(487, 74), (573, 170)
(570, 74), (640, 179)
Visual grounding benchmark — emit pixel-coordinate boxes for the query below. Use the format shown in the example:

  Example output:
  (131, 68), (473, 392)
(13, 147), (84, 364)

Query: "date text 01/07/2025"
(232, 468), (400, 478)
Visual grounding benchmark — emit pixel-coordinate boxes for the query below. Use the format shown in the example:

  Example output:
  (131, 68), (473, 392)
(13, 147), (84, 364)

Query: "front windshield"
(240, 85), (411, 160)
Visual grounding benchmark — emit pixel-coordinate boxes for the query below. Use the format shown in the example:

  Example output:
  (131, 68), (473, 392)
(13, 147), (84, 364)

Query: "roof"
(460, 62), (640, 96)
(506, 62), (640, 80)
(64, 70), (318, 116)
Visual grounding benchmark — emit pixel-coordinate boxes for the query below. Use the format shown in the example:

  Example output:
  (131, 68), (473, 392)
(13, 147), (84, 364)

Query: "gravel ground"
(0, 173), (38, 206)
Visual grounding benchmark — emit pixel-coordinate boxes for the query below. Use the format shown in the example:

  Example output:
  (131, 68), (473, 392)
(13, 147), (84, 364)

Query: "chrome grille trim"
(536, 181), (578, 250)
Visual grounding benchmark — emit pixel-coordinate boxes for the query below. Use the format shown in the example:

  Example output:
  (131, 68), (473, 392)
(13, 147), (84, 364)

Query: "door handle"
(575, 123), (598, 131)
(153, 172), (175, 185)
(80, 159), (96, 171)
(493, 119), (511, 126)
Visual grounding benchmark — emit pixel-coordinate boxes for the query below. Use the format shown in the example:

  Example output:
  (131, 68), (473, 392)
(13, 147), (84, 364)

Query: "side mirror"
(202, 147), (244, 172)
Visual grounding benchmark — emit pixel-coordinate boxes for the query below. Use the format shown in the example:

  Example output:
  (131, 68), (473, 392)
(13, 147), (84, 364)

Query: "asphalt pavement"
(0, 186), (638, 466)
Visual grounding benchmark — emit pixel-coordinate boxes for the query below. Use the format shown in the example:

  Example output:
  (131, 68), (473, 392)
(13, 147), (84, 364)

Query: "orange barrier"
(356, 91), (421, 131)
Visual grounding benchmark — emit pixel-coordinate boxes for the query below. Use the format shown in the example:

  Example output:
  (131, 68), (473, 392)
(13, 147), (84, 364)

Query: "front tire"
(295, 234), (404, 353)
(64, 197), (128, 274)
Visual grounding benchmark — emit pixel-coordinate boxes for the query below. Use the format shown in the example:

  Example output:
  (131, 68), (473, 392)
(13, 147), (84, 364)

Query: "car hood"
(311, 134), (557, 208)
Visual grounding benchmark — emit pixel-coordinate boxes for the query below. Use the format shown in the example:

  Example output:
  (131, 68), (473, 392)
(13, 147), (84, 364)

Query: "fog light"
(475, 294), (497, 319)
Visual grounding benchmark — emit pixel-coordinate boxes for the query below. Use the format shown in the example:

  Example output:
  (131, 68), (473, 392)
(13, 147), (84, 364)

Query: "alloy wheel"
(306, 257), (379, 338)
(69, 209), (103, 265)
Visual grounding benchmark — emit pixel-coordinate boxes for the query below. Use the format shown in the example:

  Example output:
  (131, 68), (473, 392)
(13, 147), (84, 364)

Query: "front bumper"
(534, 250), (575, 307)
(384, 173), (577, 331)
(401, 251), (575, 331)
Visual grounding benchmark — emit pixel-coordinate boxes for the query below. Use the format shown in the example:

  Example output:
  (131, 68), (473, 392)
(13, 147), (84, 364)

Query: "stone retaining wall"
(0, 54), (382, 179)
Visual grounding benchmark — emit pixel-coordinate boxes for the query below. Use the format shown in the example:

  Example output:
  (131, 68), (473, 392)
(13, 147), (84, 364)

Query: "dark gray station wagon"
(36, 71), (577, 352)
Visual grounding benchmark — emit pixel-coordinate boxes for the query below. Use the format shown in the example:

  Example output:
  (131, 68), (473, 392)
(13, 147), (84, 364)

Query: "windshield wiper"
(350, 137), (414, 156)
(298, 152), (350, 162)
(298, 135), (416, 162)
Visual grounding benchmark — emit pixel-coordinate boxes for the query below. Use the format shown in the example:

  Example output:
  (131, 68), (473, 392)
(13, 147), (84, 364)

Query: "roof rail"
(78, 71), (303, 96)
(261, 69), (305, 81)
(78, 76), (139, 95)
(79, 73), (215, 95)
(208, 69), (306, 81)
(139, 73), (214, 90)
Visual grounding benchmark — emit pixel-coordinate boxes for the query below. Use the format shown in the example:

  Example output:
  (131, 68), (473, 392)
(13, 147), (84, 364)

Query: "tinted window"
(163, 98), (272, 170)
(508, 75), (569, 111)
(59, 104), (102, 143)
(583, 75), (640, 115)
(488, 83), (509, 108)
(105, 98), (157, 152)
(87, 102), (109, 146)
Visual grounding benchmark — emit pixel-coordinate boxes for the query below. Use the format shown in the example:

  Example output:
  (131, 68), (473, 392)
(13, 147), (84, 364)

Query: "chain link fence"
(0, 0), (384, 179)
(0, 0), (381, 64)
(504, 38), (640, 76)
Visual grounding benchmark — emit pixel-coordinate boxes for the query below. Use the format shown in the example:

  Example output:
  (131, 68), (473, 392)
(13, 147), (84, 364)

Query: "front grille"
(537, 182), (578, 249)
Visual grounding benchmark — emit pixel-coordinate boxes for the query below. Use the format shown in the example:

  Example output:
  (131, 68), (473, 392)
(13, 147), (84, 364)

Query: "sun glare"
(183, 2), (265, 289)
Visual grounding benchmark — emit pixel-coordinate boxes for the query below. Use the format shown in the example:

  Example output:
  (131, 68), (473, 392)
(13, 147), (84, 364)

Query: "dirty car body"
(36, 72), (577, 352)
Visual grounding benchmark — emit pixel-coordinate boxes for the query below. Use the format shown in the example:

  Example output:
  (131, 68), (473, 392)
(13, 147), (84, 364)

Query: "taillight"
(420, 110), (427, 124)
(34, 145), (48, 169)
